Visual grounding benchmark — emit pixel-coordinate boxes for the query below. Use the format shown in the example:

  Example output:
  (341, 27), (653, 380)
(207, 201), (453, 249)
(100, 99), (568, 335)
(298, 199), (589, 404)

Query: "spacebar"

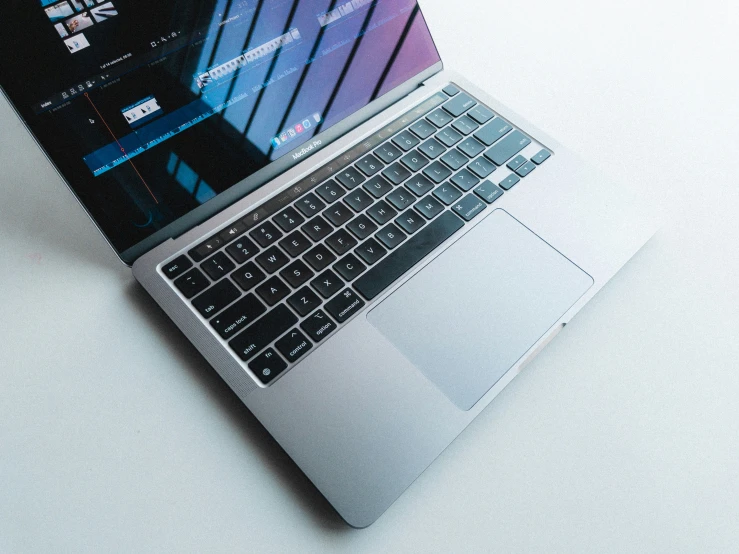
(354, 211), (464, 300)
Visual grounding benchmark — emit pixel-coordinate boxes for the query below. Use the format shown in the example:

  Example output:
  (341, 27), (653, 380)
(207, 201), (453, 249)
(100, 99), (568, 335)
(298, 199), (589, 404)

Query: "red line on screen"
(84, 93), (159, 204)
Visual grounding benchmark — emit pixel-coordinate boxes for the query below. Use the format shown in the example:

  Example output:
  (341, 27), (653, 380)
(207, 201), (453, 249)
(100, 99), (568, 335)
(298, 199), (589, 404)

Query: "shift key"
(483, 130), (531, 166)
(229, 304), (297, 361)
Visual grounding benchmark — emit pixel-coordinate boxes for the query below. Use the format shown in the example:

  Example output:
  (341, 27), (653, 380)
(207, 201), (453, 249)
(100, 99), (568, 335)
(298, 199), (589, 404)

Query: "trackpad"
(367, 209), (593, 411)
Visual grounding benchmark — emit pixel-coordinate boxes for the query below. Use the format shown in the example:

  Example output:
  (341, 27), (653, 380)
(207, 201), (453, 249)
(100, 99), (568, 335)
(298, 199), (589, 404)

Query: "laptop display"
(1, 0), (440, 258)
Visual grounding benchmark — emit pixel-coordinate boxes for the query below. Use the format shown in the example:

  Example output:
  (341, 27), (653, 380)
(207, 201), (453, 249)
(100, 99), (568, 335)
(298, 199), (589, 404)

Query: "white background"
(2, 1), (739, 551)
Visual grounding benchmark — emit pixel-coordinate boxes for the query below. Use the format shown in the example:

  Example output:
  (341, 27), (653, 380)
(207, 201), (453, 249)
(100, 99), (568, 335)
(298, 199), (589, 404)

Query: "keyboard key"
(303, 244), (336, 271)
(418, 137), (446, 159)
(452, 115), (479, 135)
(452, 194), (487, 221)
(473, 118), (512, 146)
(287, 286), (322, 316)
(386, 188), (415, 210)
(279, 231), (312, 258)
(280, 259), (314, 288)
(231, 261), (266, 291)
(506, 155), (527, 171)
(174, 268), (209, 298)
(440, 149), (468, 171)
(433, 182), (463, 205)
(163, 256), (192, 280)
(192, 279), (241, 318)
(515, 161), (536, 177)
(426, 108), (453, 128)
(300, 310), (337, 342)
(201, 252), (236, 281)
(443, 93), (476, 117)
(499, 173), (521, 190)
(273, 207), (305, 233)
(325, 289), (366, 323)
(436, 127), (463, 147)
(190, 235), (224, 263)
(248, 348), (287, 384)
(356, 154), (385, 176)
(483, 130), (531, 166)
(226, 236), (259, 264)
(219, 221), (247, 244)
(374, 142), (403, 164)
(250, 221), (283, 247)
(255, 246), (289, 274)
(364, 174), (396, 197)
(405, 174), (435, 197)
(346, 214), (378, 240)
(229, 305), (297, 362)
(344, 189), (373, 212)
(400, 150), (429, 172)
(468, 157), (496, 178)
(325, 229), (357, 255)
(355, 237), (387, 265)
(323, 202), (354, 226)
(311, 269), (344, 298)
(423, 161), (453, 184)
(391, 131), (420, 151)
(531, 149), (552, 165)
(294, 193), (326, 218)
(210, 294), (266, 339)
(255, 276), (291, 306)
(336, 166), (366, 189)
(450, 168), (480, 191)
(458, 137), (486, 158)
(355, 212), (463, 300)
(396, 210), (426, 234)
(474, 180), (505, 204)
(301, 215), (333, 242)
(414, 196), (444, 219)
(409, 119), (436, 139)
(467, 104), (494, 124)
(442, 84), (460, 96)
(315, 179), (346, 204)
(275, 329), (313, 363)
(376, 223), (407, 249)
(366, 200), (397, 225)
(333, 253), (367, 281)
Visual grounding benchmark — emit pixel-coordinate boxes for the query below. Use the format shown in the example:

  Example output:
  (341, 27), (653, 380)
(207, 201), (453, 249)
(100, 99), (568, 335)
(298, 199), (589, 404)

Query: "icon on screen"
(295, 123), (304, 133)
(302, 119), (311, 129)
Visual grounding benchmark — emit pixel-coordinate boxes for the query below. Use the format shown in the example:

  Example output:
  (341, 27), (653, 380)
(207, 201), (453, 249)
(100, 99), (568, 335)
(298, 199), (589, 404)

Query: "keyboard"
(160, 83), (551, 385)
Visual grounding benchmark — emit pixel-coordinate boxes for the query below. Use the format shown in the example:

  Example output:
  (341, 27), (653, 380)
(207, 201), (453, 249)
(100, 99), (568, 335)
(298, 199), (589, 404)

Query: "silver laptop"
(1, 0), (656, 527)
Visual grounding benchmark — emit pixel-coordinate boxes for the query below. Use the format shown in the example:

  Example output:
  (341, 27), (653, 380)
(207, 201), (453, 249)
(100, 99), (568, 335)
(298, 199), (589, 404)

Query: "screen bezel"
(1, 5), (442, 266)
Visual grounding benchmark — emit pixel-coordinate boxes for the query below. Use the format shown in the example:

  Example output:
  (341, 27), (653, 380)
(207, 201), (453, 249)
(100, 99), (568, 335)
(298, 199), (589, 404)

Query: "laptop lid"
(1, 0), (441, 265)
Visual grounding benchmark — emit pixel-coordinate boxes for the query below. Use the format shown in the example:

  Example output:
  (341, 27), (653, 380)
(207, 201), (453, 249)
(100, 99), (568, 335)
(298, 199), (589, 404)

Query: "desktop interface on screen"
(2, 0), (440, 253)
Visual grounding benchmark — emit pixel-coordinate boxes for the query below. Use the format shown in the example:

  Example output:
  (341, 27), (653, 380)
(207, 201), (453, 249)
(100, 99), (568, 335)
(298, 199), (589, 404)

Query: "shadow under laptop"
(124, 280), (352, 533)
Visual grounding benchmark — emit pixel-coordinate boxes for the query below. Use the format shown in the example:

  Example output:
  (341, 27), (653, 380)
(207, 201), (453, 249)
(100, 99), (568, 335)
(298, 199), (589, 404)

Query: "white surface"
(2, 1), (738, 551)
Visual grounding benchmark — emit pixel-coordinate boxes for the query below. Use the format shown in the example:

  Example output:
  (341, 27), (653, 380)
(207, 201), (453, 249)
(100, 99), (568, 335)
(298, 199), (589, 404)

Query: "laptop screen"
(1, 0), (440, 258)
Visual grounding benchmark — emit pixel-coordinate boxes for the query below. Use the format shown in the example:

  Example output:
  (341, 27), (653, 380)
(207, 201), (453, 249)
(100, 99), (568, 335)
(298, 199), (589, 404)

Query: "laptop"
(1, 0), (656, 527)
